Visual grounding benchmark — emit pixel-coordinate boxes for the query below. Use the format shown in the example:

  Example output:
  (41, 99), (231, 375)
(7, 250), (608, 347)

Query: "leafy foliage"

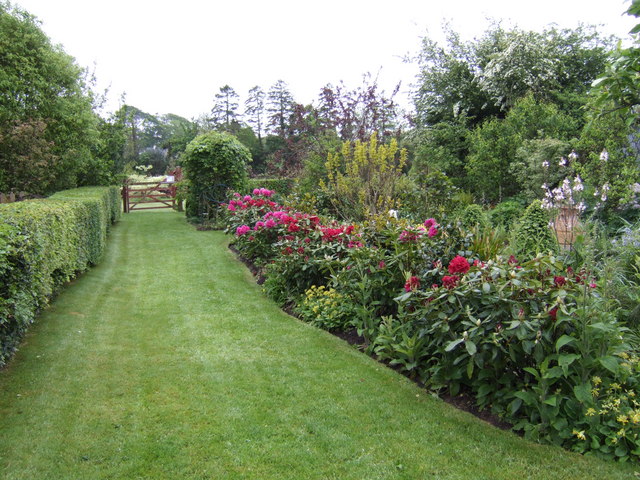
(0, 2), (100, 193)
(322, 133), (407, 221)
(511, 200), (557, 260)
(182, 131), (251, 219)
(0, 186), (119, 367)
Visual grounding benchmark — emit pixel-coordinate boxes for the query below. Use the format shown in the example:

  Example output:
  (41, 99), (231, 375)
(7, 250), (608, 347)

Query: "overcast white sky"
(13, 0), (637, 120)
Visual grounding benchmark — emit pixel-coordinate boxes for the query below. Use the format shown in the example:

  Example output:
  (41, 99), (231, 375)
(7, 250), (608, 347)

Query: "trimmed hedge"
(0, 186), (120, 367)
(247, 178), (295, 196)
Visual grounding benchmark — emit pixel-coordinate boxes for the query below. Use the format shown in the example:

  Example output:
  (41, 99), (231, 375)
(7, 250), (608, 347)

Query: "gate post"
(122, 183), (129, 213)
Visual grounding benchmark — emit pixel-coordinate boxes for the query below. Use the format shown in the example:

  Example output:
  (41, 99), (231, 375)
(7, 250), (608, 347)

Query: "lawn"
(0, 210), (636, 479)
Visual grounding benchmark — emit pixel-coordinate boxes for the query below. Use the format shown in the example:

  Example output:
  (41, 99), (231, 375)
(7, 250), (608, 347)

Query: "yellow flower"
(592, 376), (602, 386)
(631, 412), (640, 424)
(617, 428), (626, 438)
(572, 429), (586, 441)
(585, 408), (597, 417)
(617, 415), (629, 425)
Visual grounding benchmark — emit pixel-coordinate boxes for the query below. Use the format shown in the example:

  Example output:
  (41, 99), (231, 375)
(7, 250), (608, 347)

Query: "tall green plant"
(322, 133), (407, 221)
(182, 131), (250, 219)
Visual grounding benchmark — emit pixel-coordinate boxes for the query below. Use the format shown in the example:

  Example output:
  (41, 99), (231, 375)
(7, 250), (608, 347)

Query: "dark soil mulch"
(229, 244), (514, 432)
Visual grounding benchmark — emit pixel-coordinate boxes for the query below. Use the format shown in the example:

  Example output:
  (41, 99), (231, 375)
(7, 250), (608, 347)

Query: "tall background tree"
(0, 2), (101, 194)
(210, 85), (240, 131)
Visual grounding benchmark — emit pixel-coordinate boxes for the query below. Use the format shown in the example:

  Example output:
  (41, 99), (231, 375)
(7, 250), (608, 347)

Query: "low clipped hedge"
(247, 178), (295, 196)
(0, 186), (120, 367)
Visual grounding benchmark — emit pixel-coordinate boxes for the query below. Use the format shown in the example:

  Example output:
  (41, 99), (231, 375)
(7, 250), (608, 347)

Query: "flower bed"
(223, 188), (640, 462)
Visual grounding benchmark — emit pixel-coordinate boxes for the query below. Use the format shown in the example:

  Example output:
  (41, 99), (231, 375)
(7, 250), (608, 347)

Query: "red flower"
(378, 261), (386, 269)
(448, 256), (470, 275)
(549, 307), (558, 321)
(554, 276), (567, 287)
(508, 255), (518, 265)
(404, 276), (421, 292)
(442, 275), (459, 289)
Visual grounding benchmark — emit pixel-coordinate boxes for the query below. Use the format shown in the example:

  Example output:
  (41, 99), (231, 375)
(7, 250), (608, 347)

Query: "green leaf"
(445, 338), (464, 352)
(523, 367), (539, 379)
(598, 356), (620, 374)
(555, 334), (575, 352)
(558, 353), (580, 369)
(573, 384), (593, 404)
(513, 391), (536, 406)
(467, 359), (474, 378)
(482, 282), (491, 294)
(543, 366), (564, 379)
(543, 395), (558, 406)
(465, 340), (477, 356)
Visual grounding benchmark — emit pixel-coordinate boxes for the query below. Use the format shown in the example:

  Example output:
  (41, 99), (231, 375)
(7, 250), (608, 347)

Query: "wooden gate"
(122, 180), (176, 212)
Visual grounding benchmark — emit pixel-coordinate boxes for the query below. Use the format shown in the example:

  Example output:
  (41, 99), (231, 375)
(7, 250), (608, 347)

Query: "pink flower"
(508, 255), (518, 265)
(404, 276), (421, 292)
(254, 221), (265, 230)
(378, 261), (386, 269)
(424, 218), (436, 229)
(448, 256), (470, 275)
(236, 225), (251, 236)
(589, 283), (597, 288)
(265, 219), (276, 229)
(253, 188), (260, 195)
(428, 226), (438, 237)
(243, 195), (252, 202)
(227, 204), (236, 211)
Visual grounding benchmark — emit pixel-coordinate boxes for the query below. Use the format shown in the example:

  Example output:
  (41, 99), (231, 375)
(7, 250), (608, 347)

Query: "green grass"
(0, 210), (636, 479)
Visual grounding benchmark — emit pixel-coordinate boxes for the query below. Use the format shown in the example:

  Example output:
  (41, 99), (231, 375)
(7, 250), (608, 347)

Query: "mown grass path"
(0, 211), (635, 479)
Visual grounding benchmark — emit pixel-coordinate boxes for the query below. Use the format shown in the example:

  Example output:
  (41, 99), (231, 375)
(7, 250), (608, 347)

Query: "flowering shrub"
(295, 285), (353, 331)
(391, 253), (635, 460)
(222, 187), (640, 462)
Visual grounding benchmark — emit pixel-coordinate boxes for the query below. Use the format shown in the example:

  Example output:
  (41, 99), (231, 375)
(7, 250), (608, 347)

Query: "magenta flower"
(428, 226), (438, 237)
(448, 256), (470, 275)
(265, 219), (276, 229)
(424, 218), (436, 229)
(236, 225), (251, 236)
(253, 188), (260, 195)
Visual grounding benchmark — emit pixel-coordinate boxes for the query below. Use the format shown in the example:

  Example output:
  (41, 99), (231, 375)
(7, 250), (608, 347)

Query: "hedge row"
(246, 178), (295, 196)
(0, 186), (120, 367)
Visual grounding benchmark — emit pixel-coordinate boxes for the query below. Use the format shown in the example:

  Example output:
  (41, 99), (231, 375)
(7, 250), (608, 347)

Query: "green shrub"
(458, 204), (489, 231)
(511, 200), (557, 260)
(395, 253), (636, 460)
(182, 131), (251, 219)
(0, 186), (119, 367)
(489, 199), (525, 231)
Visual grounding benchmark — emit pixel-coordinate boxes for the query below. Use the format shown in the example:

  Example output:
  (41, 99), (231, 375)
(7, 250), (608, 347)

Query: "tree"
(465, 95), (576, 202)
(318, 74), (401, 142)
(267, 80), (294, 137)
(244, 86), (266, 142)
(211, 85), (240, 130)
(591, 1), (640, 125)
(0, 2), (100, 193)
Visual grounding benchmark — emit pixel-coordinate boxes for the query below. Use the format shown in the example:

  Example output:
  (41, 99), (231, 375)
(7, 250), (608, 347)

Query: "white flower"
(600, 149), (609, 162)
(633, 183), (640, 193)
(577, 201), (586, 212)
(542, 160), (550, 168)
(568, 150), (578, 161)
(388, 209), (398, 219)
(559, 157), (568, 167)
(573, 175), (584, 192)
